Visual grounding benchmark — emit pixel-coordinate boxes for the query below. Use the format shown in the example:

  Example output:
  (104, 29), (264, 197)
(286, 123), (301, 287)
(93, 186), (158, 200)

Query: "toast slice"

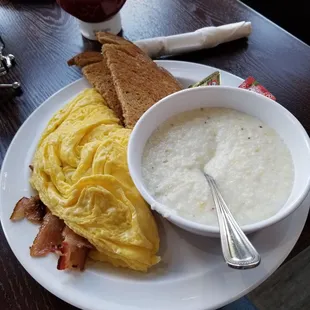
(97, 32), (151, 62)
(67, 52), (102, 67)
(96, 32), (132, 46)
(104, 44), (182, 128)
(82, 59), (123, 122)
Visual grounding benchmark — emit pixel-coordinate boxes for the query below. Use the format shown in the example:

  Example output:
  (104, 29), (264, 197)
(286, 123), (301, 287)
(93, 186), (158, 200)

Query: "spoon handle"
(0, 82), (20, 89)
(0, 84), (12, 88)
(204, 174), (261, 269)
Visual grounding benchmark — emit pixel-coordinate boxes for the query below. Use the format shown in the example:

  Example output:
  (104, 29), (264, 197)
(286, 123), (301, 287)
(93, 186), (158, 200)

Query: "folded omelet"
(30, 88), (160, 271)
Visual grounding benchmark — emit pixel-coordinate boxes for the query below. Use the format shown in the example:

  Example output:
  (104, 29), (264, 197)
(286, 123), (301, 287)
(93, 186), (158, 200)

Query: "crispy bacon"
(10, 195), (46, 223)
(10, 197), (28, 221)
(30, 212), (65, 257)
(12, 195), (93, 271)
(57, 226), (93, 271)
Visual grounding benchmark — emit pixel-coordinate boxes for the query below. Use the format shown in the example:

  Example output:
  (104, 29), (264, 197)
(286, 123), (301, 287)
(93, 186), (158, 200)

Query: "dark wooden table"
(0, 0), (309, 309)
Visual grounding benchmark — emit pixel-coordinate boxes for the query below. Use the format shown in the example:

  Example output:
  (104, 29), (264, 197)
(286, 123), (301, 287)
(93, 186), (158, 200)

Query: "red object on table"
(56, 0), (127, 23)
(239, 76), (276, 100)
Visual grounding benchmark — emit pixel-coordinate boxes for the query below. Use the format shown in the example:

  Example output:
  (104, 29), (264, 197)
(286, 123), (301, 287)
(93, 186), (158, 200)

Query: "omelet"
(30, 88), (160, 272)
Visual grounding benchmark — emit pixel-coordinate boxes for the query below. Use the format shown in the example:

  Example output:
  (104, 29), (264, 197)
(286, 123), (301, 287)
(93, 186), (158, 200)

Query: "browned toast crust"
(67, 52), (102, 68)
(96, 32), (132, 46)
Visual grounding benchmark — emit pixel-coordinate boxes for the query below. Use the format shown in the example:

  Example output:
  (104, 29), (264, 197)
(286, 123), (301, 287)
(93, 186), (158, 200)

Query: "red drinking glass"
(57, 0), (127, 40)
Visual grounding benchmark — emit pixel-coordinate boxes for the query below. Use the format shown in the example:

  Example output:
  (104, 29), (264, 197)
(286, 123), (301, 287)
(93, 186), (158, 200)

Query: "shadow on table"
(219, 297), (258, 310)
(0, 89), (24, 136)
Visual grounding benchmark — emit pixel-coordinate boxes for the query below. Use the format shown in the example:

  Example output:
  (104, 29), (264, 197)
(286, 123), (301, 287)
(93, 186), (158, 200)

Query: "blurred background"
(0, 0), (308, 44)
(242, 0), (308, 44)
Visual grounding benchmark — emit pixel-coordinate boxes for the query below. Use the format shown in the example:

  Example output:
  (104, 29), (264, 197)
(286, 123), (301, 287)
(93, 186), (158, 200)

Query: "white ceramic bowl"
(128, 86), (310, 237)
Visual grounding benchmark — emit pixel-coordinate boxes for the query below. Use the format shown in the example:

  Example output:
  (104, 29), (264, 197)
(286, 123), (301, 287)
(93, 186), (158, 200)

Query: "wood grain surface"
(0, 0), (309, 309)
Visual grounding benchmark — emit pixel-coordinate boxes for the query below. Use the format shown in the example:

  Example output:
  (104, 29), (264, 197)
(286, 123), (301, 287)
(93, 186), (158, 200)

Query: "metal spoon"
(0, 82), (21, 89)
(204, 173), (261, 269)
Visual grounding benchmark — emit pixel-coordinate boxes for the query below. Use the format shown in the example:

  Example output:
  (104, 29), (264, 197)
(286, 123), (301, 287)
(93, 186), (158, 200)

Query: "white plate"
(0, 60), (309, 310)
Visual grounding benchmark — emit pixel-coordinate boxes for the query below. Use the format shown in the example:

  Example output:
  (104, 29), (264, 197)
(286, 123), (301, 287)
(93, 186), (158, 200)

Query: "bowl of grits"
(128, 86), (310, 237)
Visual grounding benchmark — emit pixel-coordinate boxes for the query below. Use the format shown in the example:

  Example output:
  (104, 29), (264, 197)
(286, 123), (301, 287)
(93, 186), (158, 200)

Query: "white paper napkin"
(134, 21), (252, 58)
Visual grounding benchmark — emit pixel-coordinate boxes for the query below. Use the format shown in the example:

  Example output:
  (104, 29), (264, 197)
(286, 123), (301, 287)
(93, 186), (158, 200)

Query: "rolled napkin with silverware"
(134, 21), (252, 58)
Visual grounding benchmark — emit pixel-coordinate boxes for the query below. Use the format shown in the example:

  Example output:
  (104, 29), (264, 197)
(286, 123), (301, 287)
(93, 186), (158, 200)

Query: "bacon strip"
(30, 212), (65, 257)
(10, 195), (46, 223)
(57, 226), (93, 271)
(12, 195), (93, 271)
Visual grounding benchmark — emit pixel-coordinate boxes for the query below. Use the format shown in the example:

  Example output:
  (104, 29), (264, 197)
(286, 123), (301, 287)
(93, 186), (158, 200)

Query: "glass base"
(78, 12), (122, 41)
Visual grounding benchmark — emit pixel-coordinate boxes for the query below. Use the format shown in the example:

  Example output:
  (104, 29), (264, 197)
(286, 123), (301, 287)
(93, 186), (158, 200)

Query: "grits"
(142, 108), (294, 226)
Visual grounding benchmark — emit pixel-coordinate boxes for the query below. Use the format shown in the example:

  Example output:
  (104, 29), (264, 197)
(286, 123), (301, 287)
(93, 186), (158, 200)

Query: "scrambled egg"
(30, 89), (160, 271)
